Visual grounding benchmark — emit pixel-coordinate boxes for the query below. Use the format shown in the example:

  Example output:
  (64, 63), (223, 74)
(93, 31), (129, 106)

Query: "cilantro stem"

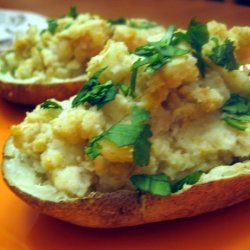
(161, 25), (175, 45)
(223, 116), (247, 131)
(130, 67), (139, 98)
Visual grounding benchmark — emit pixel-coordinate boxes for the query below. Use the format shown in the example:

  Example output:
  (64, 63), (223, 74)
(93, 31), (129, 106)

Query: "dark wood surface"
(0, 0), (249, 28)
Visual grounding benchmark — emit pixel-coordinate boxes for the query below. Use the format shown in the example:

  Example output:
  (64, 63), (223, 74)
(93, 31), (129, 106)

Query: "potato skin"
(0, 79), (86, 106)
(2, 151), (250, 228)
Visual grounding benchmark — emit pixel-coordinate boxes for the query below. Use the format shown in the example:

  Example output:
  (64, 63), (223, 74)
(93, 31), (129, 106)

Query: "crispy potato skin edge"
(0, 80), (85, 106)
(2, 140), (250, 228)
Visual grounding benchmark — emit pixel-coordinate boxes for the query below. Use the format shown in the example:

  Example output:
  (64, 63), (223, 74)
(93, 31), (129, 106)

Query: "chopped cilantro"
(130, 24), (189, 97)
(133, 124), (152, 166)
(67, 6), (78, 19)
(186, 18), (209, 51)
(209, 39), (238, 71)
(131, 170), (203, 196)
(222, 94), (250, 130)
(108, 17), (158, 29)
(41, 18), (58, 35)
(118, 83), (130, 96)
(173, 19), (209, 77)
(86, 106), (152, 166)
(63, 23), (73, 30)
(107, 17), (127, 25)
(130, 63), (139, 97)
(131, 105), (150, 124)
(222, 115), (247, 131)
(222, 94), (250, 114)
(72, 67), (117, 109)
(47, 19), (58, 34)
(172, 170), (203, 193)
(85, 134), (103, 159)
(130, 173), (171, 196)
(40, 100), (62, 109)
(129, 20), (158, 29)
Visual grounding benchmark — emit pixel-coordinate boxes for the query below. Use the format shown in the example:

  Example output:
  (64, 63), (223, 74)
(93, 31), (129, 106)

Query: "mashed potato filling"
(0, 12), (165, 84)
(6, 20), (250, 200)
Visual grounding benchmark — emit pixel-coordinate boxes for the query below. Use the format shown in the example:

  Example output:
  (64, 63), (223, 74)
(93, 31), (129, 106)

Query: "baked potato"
(2, 18), (250, 228)
(0, 8), (165, 105)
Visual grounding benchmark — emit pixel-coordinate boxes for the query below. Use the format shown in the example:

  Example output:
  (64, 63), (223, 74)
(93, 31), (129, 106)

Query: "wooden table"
(0, 0), (249, 28)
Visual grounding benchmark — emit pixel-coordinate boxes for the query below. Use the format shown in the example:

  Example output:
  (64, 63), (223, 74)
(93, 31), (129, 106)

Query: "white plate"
(0, 9), (47, 51)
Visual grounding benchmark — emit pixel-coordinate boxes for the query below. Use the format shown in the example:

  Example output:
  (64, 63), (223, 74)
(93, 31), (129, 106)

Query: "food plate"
(1, 97), (250, 250)
(0, 9), (46, 52)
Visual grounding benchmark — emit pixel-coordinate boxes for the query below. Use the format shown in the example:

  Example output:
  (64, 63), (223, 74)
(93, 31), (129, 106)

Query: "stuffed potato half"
(0, 8), (165, 105)
(2, 139), (250, 228)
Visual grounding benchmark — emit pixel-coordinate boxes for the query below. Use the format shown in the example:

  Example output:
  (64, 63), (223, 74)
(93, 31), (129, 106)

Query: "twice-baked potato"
(0, 8), (165, 105)
(0, 10), (111, 105)
(2, 18), (250, 228)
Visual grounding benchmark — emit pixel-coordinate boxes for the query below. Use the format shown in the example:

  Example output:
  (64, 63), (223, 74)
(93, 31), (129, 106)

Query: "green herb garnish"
(172, 170), (203, 193)
(130, 173), (171, 196)
(67, 6), (78, 19)
(222, 94), (250, 130)
(86, 106), (152, 166)
(129, 20), (158, 29)
(63, 23), (73, 30)
(47, 18), (58, 34)
(130, 24), (189, 97)
(130, 170), (203, 196)
(209, 39), (238, 71)
(118, 83), (130, 96)
(107, 17), (127, 25)
(72, 67), (117, 109)
(108, 17), (158, 29)
(41, 18), (58, 35)
(40, 100), (62, 109)
(222, 115), (247, 131)
(175, 18), (209, 77)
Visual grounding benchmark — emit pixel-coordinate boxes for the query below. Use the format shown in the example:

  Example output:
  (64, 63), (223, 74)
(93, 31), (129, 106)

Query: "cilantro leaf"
(108, 17), (158, 29)
(173, 18), (209, 77)
(172, 170), (203, 193)
(85, 134), (104, 159)
(130, 173), (171, 196)
(63, 23), (73, 30)
(130, 24), (189, 97)
(130, 59), (144, 98)
(47, 19), (58, 34)
(85, 106), (152, 166)
(103, 124), (143, 146)
(209, 39), (238, 71)
(67, 6), (78, 19)
(118, 83), (129, 96)
(194, 50), (208, 78)
(40, 100), (62, 109)
(222, 115), (247, 131)
(186, 18), (209, 51)
(186, 18), (209, 77)
(222, 94), (250, 115)
(133, 124), (152, 166)
(222, 94), (250, 130)
(107, 17), (127, 25)
(129, 20), (158, 29)
(131, 105), (150, 124)
(72, 67), (117, 109)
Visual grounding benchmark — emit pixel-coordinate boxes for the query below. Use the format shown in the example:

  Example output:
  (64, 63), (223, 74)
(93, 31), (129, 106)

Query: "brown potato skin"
(2, 153), (250, 228)
(0, 79), (86, 106)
